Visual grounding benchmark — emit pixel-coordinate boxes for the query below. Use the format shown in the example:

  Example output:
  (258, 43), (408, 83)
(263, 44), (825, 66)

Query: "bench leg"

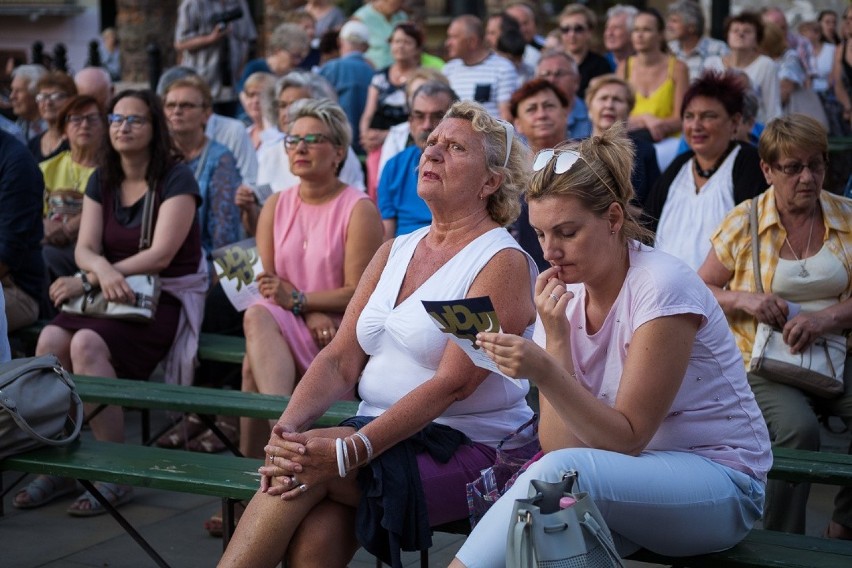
(222, 497), (237, 551)
(77, 479), (171, 568)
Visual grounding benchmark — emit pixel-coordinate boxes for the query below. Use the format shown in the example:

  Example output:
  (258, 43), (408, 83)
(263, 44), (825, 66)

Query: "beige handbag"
(747, 200), (846, 398)
(61, 186), (161, 323)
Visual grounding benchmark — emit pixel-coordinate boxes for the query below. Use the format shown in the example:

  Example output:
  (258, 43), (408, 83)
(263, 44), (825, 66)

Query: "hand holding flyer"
(212, 238), (264, 311)
(421, 296), (524, 387)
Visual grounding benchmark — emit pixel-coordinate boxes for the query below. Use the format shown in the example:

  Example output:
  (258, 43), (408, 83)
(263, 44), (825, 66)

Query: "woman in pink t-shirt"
(452, 125), (771, 566)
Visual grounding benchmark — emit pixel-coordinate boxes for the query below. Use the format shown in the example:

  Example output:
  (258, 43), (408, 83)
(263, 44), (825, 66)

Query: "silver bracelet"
(349, 436), (359, 468)
(335, 437), (347, 478)
(353, 430), (374, 463)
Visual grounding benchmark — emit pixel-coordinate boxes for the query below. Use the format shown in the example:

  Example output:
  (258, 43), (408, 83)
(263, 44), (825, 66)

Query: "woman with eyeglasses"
(219, 101), (539, 567)
(38, 95), (104, 303)
(450, 125), (770, 567)
(16, 90), (205, 516)
(28, 71), (77, 162)
(163, 76), (245, 258)
(239, 98), (383, 462)
(698, 114), (852, 540)
(255, 71), (365, 194)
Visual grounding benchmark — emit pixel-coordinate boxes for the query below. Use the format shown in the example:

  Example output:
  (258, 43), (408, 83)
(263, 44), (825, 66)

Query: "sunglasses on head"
(532, 149), (619, 199)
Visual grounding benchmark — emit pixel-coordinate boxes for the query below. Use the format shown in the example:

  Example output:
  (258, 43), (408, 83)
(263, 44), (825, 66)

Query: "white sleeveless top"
(656, 145), (741, 271)
(356, 226), (538, 448)
(773, 243), (849, 325)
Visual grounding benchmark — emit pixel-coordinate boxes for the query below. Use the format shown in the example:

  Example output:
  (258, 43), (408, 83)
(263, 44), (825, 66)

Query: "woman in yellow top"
(617, 8), (689, 144)
(39, 94), (103, 288)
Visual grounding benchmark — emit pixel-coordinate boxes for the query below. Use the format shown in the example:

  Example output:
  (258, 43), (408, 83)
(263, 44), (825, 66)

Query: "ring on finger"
(291, 476), (299, 485)
(548, 293), (559, 302)
(298, 484), (308, 492)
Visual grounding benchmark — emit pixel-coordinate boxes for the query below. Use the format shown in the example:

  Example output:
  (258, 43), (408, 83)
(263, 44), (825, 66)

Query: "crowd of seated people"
(1, 2), (852, 563)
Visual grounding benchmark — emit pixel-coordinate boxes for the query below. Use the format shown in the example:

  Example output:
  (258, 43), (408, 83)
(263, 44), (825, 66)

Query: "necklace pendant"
(798, 265), (810, 278)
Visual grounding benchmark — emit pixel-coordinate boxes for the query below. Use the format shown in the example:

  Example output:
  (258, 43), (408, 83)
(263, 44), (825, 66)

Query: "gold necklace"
(784, 213), (816, 278)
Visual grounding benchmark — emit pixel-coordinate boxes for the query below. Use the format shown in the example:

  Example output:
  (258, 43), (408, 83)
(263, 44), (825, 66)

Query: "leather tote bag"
(506, 471), (623, 568)
(0, 355), (84, 459)
(61, 186), (160, 322)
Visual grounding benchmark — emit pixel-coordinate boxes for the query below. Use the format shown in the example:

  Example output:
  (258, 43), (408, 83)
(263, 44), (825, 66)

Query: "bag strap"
(0, 360), (84, 447)
(138, 185), (156, 251)
(580, 511), (625, 567)
(511, 511), (536, 568)
(749, 199), (764, 294)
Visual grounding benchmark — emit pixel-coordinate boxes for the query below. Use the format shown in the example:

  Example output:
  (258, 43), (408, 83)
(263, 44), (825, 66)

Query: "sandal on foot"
(188, 421), (239, 454)
(67, 482), (133, 517)
(12, 475), (78, 509)
(204, 501), (246, 538)
(155, 414), (207, 449)
(204, 513), (224, 537)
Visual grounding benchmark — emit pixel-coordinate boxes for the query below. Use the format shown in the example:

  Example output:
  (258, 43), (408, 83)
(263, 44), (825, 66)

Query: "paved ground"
(1, 410), (849, 567)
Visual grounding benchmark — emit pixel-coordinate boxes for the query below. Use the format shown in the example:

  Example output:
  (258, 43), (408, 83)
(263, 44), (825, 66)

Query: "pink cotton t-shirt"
(533, 242), (772, 482)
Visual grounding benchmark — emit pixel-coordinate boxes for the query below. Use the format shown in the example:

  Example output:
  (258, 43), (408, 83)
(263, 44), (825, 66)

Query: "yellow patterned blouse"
(709, 186), (852, 367)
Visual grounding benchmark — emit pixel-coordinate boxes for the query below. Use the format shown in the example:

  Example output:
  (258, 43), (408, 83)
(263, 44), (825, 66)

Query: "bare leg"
(35, 325), (73, 369)
(241, 306), (299, 458)
(218, 476), (360, 567)
(69, 329), (123, 444)
(240, 356), (271, 459)
(243, 306), (299, 395)
(449, 559), (468, 568)
(288, 499), (359, 568)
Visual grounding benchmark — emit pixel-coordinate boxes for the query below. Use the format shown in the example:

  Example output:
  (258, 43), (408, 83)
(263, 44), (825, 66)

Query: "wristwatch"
(74, 271), (93, 293)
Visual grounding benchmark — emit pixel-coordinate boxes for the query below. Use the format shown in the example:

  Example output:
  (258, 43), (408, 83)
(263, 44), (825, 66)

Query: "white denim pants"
(455, 448), (765, 567)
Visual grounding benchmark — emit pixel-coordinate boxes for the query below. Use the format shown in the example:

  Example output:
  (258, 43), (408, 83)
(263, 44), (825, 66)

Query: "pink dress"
(255, 184), (368, 373)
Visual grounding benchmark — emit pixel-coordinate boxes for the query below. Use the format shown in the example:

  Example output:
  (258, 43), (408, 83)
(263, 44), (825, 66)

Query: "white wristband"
(335, 437), (347, 478)
(354, 430), (374, 463)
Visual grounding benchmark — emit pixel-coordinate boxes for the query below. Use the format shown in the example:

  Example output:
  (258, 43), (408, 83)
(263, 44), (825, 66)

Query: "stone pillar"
(117, 0), (179, 84)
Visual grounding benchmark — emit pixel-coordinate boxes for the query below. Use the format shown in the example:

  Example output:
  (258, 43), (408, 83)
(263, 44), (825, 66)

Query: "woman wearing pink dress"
(240, 99), (383, 459)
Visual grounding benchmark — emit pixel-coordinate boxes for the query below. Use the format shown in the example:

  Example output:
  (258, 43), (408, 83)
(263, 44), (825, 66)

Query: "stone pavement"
(1, 410), (848, 567)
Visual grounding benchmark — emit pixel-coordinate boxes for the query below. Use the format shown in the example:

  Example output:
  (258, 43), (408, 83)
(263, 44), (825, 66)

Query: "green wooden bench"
(1, 439), (260, 568)
(72, 374), (359, 428)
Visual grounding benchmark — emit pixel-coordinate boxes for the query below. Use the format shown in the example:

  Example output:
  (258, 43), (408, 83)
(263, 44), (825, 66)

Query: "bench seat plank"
(1, 440), (261, 501)
(770, 447), (852, 486)
(197, 334), (246, 365)
(72, 374), (360, 427)
(629, 529), (852, 567)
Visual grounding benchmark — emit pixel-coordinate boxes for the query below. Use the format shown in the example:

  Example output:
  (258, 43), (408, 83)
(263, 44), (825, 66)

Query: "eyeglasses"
(772, 160), (827, 176)
(532, 149), (619, 199)
(278, 100), (296, 110)
(560, 25), (587, 34)
(36, 92), (69, 104)
(67, 113), (101, 126)
(284, 133), (332, 149)
(108, 114), (149, 128)
(164, 101), (204, 112)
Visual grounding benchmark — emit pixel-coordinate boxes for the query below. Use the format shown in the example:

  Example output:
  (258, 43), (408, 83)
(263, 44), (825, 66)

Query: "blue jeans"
(455, 448), (765, 567)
